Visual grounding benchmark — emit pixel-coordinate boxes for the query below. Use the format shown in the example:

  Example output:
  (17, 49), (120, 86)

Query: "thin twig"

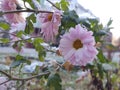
(0, 35), (42, 44)
(0, 70), (50, 81)
(0, 70), (12, 78)
(15, 71), (50, 81)
(3, 9), (53, 14)
(0, 31), (16, 36)
(46, 0), (61, 10)
(0, 79), (10, 85)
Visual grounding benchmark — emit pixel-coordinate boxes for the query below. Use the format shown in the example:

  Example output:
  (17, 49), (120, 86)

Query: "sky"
(78, 0), (120, 39)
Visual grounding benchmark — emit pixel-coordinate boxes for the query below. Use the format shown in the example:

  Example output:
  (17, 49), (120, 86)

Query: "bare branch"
(12, 71), (50, 81)
(0, 70), (12, 78)
(3, 9), (53, 14)
(0, 35), (42, 44)
(0, 30), (16, 36)
(0, 70), (50, 82)
(0, 79), (10, 85)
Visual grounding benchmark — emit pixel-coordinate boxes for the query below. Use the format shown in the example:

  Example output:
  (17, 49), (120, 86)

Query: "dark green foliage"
(60, 10), (80, 31)
(33, 38), (46, 61)
(55, 0), (69, 11)
(10, 55), (31, 68)
(97, 50), (108, 63)
(47, 73), (62, 90)
(25, 14), (36, 34)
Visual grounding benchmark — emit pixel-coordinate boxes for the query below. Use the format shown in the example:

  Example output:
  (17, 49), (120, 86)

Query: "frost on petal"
(59, 24), (98, 66)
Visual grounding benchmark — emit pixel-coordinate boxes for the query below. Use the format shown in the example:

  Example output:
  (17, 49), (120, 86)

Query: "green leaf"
(60, 10), (79, 31)
(97, 50), (108, 63)
(0, 38), (9, 44)
(24, 14), (36, 34)
(0, 22), (10, 30)
(60, 0), (69, 11)
(16, 55), (23, 60)
(10, 60), (25, 68)
(24, 0), (35, 9)
(111, 74), (117, 83)
(26, 39), (32, 43)
(95, 30), (107, 36)
(55, 2), (60, 9)
(10, 55), (31, 68)
(25, 20), (34, 34)
(38, 51), (46, 61)
(55, 0), (69, 11)
(16, 31), (24, 38)
(97, 63), (104, 79)
(47, 73), (62, 90)
(10, 60), (31, 68)
(33, 38), (46, 61)
(28, 14), (36, 23)
(107, 18), (113, 27)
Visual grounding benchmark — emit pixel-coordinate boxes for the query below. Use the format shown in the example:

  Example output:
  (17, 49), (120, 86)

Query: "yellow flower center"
(48, 13), (53, 21)
(73, 39), (83, 50)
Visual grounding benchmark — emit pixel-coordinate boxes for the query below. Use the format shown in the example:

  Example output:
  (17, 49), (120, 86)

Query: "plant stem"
(0, 70), (50, 82)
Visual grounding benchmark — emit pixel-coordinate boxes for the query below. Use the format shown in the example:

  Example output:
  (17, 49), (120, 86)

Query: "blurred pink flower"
(38, 11), (61, 42)
(0, 0), (24, 23)
(59, 24), (98, 66)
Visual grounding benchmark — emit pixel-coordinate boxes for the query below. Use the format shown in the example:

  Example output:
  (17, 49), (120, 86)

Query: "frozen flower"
(59, 24), (98, 66)
(0, 0), (24, 23)
(38, 11), (61, 42)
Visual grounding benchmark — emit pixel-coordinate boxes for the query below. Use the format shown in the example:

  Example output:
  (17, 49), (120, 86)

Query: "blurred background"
(78, 0), (120, 46)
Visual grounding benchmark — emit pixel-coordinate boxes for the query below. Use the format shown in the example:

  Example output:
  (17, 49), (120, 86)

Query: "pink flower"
(0, 0), (24, 23)
(59, 24), (98, 66)
(38, 11), (61, 42)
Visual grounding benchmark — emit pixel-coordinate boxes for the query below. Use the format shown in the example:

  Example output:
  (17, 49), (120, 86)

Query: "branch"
(3, 9), (53, 14)
(0, 70), (50, 82)
(0, 70), (12, 78)
(0, 35), (42, 44)
(12, 71), (50, 81)
(10, 35), (42, 43)
(46, 0), (61, 10)
(0, 79), (10, 85)
(0, 30), (16, 36)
